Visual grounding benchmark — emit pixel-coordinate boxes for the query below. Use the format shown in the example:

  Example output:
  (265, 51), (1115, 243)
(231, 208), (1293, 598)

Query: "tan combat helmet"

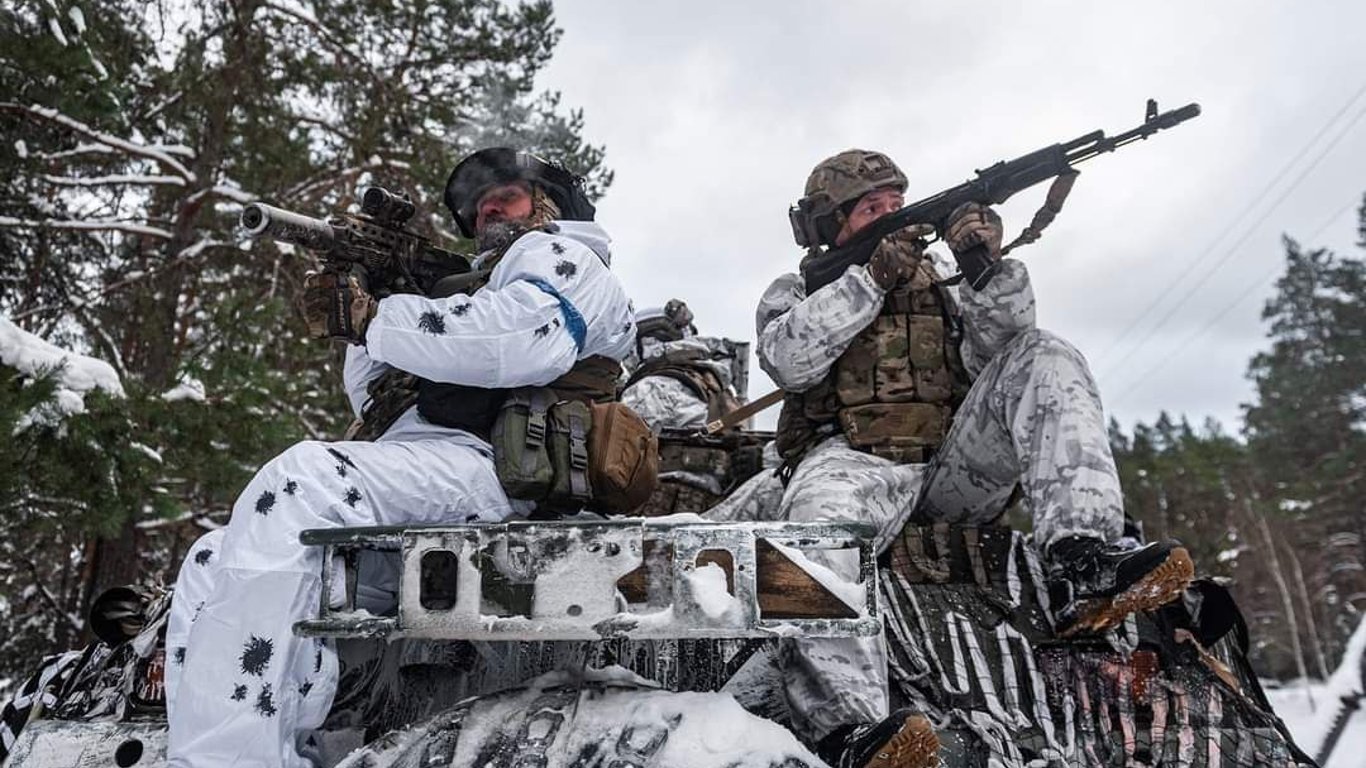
(789, 149), (908, 249)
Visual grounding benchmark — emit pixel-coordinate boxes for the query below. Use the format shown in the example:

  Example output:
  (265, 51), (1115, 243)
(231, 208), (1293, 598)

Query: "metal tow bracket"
(294, 520), (880, 641)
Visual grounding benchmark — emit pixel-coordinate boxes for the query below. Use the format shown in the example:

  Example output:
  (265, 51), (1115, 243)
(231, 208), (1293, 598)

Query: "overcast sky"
(537, 0), (1366, 432)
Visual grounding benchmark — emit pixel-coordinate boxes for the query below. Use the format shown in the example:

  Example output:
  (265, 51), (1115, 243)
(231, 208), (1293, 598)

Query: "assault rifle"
(798, 100), (1202, 293)
(240, 186), (472, 297)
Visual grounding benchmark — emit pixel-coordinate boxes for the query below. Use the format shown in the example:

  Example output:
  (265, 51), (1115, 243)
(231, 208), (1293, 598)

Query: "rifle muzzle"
(240, 203), (338, 252)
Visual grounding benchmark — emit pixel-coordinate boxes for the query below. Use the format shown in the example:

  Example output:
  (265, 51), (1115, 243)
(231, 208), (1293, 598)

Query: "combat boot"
(818, 709), (940, 768)
(1047, 536), (1195, 636)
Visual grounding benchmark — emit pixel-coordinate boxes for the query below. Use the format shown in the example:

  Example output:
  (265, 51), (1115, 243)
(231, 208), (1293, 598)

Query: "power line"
(1092, 80), (1366, 372)
(1098, 96), (1366, 383)
(1105, 199), (1360, 408)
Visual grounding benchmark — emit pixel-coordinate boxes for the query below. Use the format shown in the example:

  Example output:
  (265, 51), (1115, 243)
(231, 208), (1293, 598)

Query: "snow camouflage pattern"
(623, 333), (752, 516)
(878, 523), (1310, 768)
(622, 376), (709, 431)
(620, 334), (744, 431)
(166, 220), (635, 768)
(708, 256), (1124, 740)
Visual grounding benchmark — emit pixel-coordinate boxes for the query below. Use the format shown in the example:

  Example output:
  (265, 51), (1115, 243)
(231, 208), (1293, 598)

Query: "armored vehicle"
(2, 430), (1314, 768)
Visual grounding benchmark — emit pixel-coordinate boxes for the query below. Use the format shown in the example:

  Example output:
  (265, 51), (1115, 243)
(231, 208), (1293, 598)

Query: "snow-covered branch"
(41, 173), (187, 188)
(32, 143), (114, 161)
(280, 157), (413, 205)
(0, 102), (197, 182)
(186, 184), (255, 206)
(0, 215), (173, 240)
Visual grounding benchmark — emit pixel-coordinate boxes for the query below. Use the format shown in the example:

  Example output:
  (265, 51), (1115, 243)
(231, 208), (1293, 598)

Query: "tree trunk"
(1286, 545), (1331, 680)
(1251, 501), (1313, 709)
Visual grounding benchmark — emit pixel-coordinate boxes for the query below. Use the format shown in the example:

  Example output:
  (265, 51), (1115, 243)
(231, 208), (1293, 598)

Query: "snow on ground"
(1264, 616), (1366, 768)
(0, 316), (124, 431)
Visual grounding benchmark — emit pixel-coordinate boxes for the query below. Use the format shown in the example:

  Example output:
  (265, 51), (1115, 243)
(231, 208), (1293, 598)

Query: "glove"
(302, 271), (376, 344)
(866, 224), (933, 290)
(663, 298), (695, 333)
(944, 202), (1003, 289)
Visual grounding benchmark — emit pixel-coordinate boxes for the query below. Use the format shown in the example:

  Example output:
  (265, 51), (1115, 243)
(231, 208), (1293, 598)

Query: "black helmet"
(443, 147), (596, 238)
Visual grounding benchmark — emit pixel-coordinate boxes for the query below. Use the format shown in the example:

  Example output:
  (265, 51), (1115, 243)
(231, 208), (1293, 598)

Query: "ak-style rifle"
(797, 100), (1202, 293)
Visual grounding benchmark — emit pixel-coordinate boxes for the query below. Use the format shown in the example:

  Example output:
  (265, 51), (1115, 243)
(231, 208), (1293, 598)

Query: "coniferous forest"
(1, 0), (1364, 698)
(0, 0), (608, 689)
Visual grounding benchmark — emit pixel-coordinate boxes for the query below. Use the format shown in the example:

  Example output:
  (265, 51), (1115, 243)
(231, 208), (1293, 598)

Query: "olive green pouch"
(547, 399), (594, 504)
(491, 388), (555, 500)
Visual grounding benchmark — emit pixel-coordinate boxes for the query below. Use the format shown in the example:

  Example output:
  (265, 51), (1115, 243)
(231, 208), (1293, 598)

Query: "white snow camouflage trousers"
(165, 438), (512, 767)
(707, 327), (1124, 740)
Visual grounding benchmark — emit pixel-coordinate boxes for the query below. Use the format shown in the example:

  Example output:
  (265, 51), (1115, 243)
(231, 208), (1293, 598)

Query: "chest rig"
(775, 251), (971, 467)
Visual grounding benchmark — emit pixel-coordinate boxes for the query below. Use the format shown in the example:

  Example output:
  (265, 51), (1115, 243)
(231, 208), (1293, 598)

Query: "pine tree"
(0, 0), (609, 686)
(1242, 197), (1366, 670)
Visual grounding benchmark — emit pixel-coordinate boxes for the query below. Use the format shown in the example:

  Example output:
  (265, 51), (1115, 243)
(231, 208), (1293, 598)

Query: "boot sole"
(861, 713), (940, 768)
(1062, 546), (1195, 636)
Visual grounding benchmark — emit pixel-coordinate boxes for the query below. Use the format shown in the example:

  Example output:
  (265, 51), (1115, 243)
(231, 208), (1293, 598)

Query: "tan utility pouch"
(838, 402), (950, 463)
(588, 401), (659, 513)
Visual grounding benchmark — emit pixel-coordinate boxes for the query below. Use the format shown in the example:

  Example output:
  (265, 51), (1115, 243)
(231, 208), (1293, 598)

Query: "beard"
(475, 219), (528, 254)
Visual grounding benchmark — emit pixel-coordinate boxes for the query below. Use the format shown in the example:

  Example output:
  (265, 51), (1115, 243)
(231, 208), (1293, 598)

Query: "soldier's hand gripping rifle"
(240, 186), (472, 297)
(795, 100), (1202, 293)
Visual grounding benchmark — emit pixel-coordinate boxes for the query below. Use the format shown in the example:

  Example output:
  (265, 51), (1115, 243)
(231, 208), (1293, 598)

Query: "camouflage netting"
(880, 523), (1315, 767)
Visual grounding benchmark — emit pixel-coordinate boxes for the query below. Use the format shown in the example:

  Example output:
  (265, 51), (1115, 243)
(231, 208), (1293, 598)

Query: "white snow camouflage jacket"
(344, 220), (636, 444)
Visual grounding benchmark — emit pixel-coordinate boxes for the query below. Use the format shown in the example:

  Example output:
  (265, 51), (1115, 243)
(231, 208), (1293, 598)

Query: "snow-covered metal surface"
(3, 718), (167, 767)
(294, 520), (881, 642)
(331, 667), (826, 768)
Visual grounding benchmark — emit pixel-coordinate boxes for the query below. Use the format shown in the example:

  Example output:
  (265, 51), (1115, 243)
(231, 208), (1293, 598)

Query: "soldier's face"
(836, 187), (905, 245)
(475, 182), (534, 234)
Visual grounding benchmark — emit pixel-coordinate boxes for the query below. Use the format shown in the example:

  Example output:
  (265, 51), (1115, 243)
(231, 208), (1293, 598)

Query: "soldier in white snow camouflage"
(708, 149), (1193, 768)
(623, 300), (767, 516)
(620, 299), (742, 434)
(164, 148), (636, 768)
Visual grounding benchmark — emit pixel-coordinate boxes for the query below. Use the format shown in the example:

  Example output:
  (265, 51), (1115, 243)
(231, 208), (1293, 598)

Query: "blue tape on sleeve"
(526, 278), (587, 351)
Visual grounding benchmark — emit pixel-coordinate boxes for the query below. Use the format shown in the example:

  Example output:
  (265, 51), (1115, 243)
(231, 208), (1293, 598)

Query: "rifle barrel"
(1066, 103), (1201, 165)
(240, 203), (338, 253)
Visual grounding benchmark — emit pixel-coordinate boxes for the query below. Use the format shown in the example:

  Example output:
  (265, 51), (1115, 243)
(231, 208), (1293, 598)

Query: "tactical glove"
(944, 202), (1003, 290)
(302, 271), (377, 344)
(663, 298), (695, 333)
(866, 224), (933, 290)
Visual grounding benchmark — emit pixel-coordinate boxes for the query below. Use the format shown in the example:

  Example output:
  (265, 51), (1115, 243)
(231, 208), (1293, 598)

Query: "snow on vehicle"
(1, 430), (1319, 768)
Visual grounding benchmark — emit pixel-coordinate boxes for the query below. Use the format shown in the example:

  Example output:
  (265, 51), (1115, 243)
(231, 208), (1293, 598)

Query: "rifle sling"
(704, 388), (785, 435)
(999, 170), (1079, 256)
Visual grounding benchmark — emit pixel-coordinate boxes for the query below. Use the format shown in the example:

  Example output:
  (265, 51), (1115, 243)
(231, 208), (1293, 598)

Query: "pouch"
(490, 388), (555, 500)
(588, 401), (659, 513)
(547, 399), (593, 504)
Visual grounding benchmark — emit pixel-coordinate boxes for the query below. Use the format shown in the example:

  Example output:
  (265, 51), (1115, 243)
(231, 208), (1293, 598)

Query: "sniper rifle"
(240, 186), (472, 297)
